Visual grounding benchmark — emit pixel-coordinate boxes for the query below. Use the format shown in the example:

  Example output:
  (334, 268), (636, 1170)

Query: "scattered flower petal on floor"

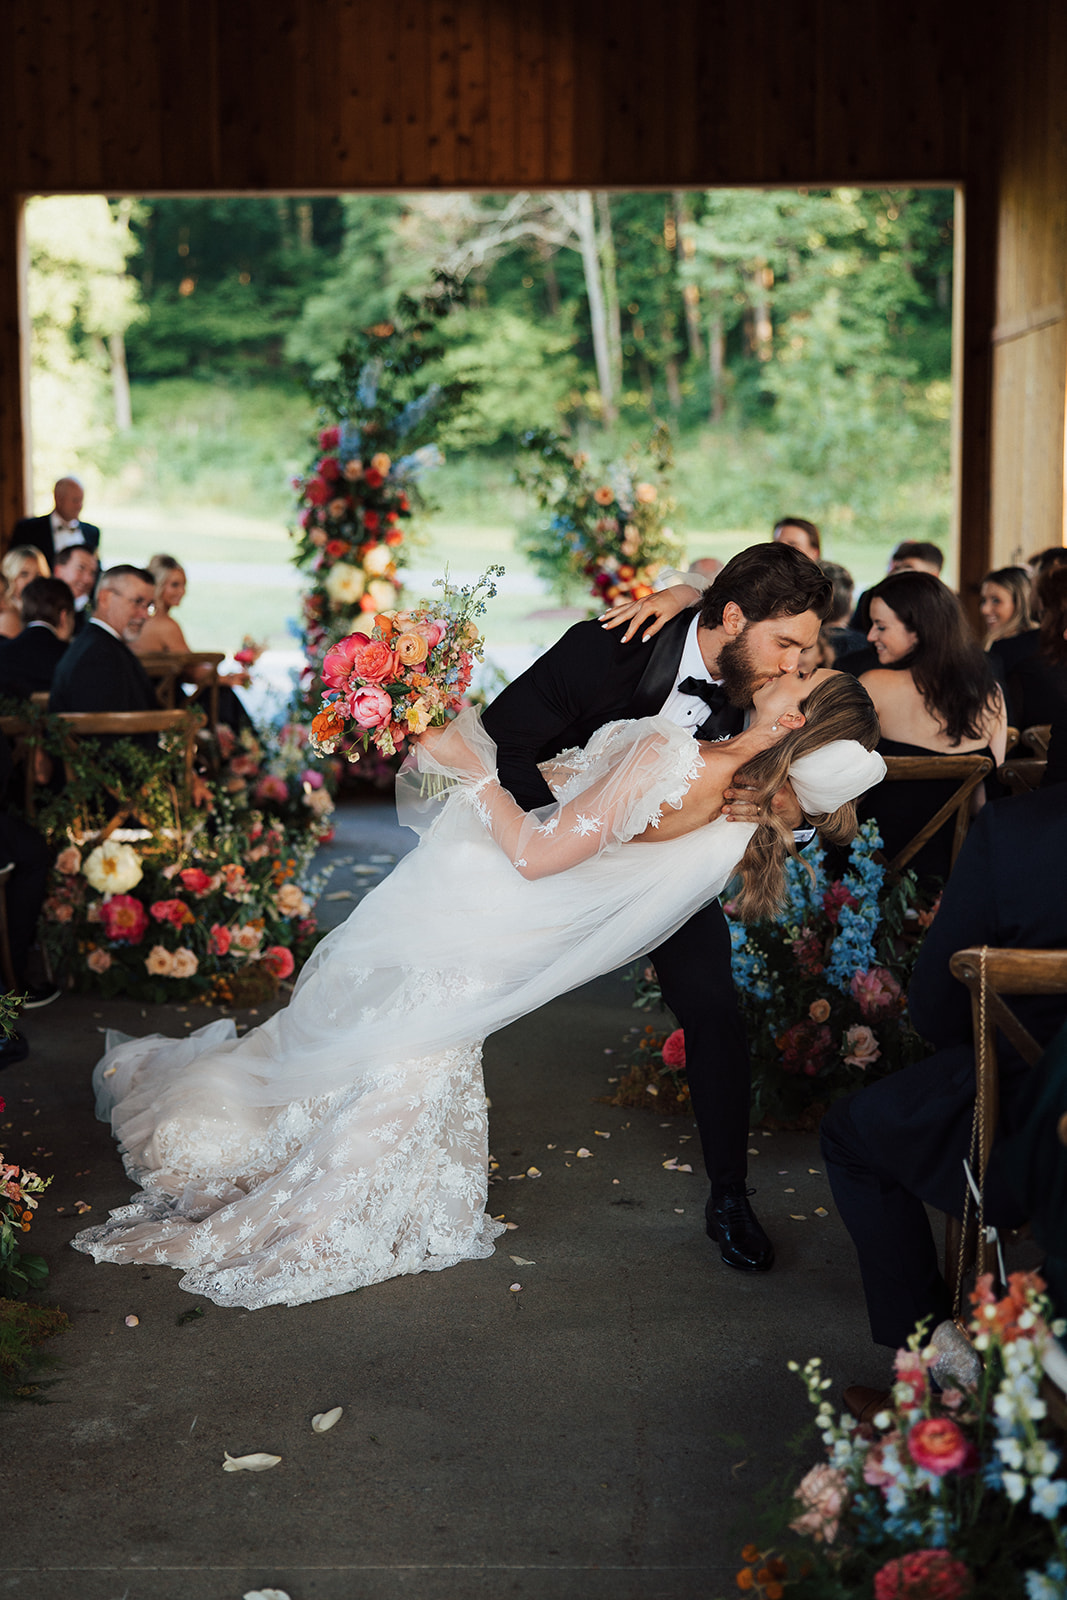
(125, 1315), (139, 1327)
(663, 1158), (678, 1169)
(223, 1452), (282, 1472)
(526, 1167), (541, 1178)
(594, 1130), (611, 1138)
(674, 1208), (684, 1214)
(243, 1589), (291, 1600)
(509, 1283), (522, 1292)
(576, 1147), (592, 1158)
(509, 1256), (536, 1266)
(311, 1407), (343, 1432)
(814, 1207), (828, 1216)
(74, 1200), (91, 1213)
(790, 1214), (808, 1221)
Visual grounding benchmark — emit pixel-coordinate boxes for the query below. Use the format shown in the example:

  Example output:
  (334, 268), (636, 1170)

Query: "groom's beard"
(716, 628), (766, 708)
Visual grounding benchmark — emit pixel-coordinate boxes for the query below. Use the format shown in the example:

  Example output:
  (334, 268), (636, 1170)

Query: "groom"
(482, 543), (832, 1272)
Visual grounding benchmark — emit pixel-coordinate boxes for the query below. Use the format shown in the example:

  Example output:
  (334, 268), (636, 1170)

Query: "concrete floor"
(0, 800), (889, 1600)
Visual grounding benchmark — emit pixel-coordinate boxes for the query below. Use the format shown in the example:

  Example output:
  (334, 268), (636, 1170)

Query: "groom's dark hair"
(698, 543), (833, 629)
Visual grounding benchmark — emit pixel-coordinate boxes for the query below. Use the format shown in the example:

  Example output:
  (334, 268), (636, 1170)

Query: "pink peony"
(86, 948), (112, 974)
(661, 1028), (686, 1069)
(254, 774), (290, 805)
(906, 1417), (975, 1477)
(347, 684), (394, 730)
(261, 945), (295, 980)
(850, 967), (902, 1017)
(208, 923), (232, 956)
(843, 1023), (881, 1068)
(101, 894), (149, 944)
(321, 632), (370, 691)
(299, 768), (324, 790)
(55, 845), (82, 875)
(789, 1463), (847, 1544)
(179, 867), (215, 897)
(874, 1549), (973, 1600)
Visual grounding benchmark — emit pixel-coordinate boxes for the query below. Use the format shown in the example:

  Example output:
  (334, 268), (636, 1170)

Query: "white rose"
(362, 544), (393, 577)
(84, 841), (144, 895)
(325, 562), (366, 608)
(171, 948), (199, 979)
(365, 578), (397, 611)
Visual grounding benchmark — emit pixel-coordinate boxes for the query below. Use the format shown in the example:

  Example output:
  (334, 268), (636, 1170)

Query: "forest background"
(25, 188), (955, 664)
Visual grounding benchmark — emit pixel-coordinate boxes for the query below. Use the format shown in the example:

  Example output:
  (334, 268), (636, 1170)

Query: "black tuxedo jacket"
(0, 624), (68, 698)
(49, 623), (159, 719)
(481, 608), (742, 811)
(12, 513), (101, 571)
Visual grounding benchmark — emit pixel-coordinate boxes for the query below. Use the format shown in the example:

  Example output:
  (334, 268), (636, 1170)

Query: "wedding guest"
(0, 578), (73, 699)
(822, 780), (1067, 1404)
(53, 545), (99, 635)
(49, 565), (159, 746)
(773, 517), (821, 560)
(0, 547), (51, 639)
(687, 557), (723, 583)
(857, 570), (1006, 880)
(136, 554), (251, 729)
(1028, 546), (1067, 607)
(12, 475), (101, 571)
(850, 540), (945, 635)
(0, 728), (60, 1043)
(820, 561), (867, 663)
(979, 565), (1033, 646)
(989, 566), (1067, 733)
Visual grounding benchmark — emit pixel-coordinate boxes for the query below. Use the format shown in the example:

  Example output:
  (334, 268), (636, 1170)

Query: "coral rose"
(347, 684), (393, 730)
(100, 894), (149, 944)
(86, 948), (112, 974)
(55, 845), (81, 875)
(343, 458), (362, 481)
(789, 1464), (846, 1544)
(873, 1549), (973, 1600)
(170, 948), (199, 979)
(661, 1028), (686, 1069)
(262, 945), (296, 980)
(843, 1023), (881, 1068)
(370, 452), (391, 475)
(144, 945), (176, 977)
(850, 967), (902, 1017)
(179, 867), (215, 897)
(394, 631), (429, 666)
(150, 898), (194, 928)
(593, 486), (615, 506)
(209, 923), (232, 956)
(809, 998), (831, 1023)
(906, 1417), (973, 1476)
(349, 638), (396, 683)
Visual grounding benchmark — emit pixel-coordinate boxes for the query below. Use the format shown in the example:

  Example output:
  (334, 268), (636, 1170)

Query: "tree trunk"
(541, 247), (561, 315)
(708, 305), (725, 423)
(749, 259), (773, 362)
(664, 353), (682, 412)
(576, 191), (616, 424)
(673, 192), (704, 362)
(596, 192), (623, 397)
(108, 330), (132, 432)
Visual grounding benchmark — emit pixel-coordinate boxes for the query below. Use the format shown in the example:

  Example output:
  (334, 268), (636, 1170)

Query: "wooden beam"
(0, 193), (31, 546)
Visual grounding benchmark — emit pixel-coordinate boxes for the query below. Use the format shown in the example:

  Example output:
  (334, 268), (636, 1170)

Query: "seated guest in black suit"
(0, 729), (60, 1056)
(12, 475), (101, 572)
(989, 566), (1067, 736)
(49, 566), (159, 749)
(856, 570), (1006, 881)
(0, 578), (73, 700)
(821, 782), (1067, 1398)
(52, 545), (99, 636)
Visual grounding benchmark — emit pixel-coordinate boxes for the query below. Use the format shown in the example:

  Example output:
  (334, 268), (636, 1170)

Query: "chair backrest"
(879, 753), (994, 874)
(0, 714), (36, 816)
(136, 652), (225, 731)
(996, 757), (1047, 796)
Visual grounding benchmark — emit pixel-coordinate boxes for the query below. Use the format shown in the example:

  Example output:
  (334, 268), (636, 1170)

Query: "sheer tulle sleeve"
(396, 707), (704, 879)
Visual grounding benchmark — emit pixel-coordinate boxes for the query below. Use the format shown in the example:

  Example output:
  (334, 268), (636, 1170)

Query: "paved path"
(1, 803), (888, 1600)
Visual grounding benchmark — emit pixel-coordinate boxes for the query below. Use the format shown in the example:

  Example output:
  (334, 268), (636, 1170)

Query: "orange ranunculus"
(593, 485), (615, 506)
(394, 632), (429, 666)
(374, 612), (395, 637)
(809, 998), (831, 1023)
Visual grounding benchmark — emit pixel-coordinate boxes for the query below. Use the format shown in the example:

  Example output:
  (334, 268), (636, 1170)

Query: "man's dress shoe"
(705, 1186), (775, 1272)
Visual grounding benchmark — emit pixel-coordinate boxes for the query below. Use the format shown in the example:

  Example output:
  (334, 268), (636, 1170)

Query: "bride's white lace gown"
(73, 711), (877, 1309)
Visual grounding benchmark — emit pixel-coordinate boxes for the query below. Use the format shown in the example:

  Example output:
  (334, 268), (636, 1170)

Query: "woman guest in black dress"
(980, 565), (1034, 647)
(857, 571), (1007, 882)
(989, 566), (1067, 737)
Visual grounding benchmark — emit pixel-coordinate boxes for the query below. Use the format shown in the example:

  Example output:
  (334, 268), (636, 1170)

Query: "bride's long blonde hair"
(729, 673), (881, 922)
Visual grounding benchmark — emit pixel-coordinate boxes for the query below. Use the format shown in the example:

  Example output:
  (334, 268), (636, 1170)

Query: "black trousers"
(820, 1047), (1029, 1350)
(649, 898), (750, 1189)
(0, 811), (50, 985)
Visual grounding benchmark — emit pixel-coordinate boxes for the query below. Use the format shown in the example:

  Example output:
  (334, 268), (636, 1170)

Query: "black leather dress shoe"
(705, 1186), (775, 1272)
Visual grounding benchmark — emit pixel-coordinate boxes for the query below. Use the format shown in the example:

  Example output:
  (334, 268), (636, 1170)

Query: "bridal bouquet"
(308, 566), (503, 761)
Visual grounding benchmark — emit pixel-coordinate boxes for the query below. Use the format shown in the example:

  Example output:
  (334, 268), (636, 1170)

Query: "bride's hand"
(413, 722), (489, 781)
(598, 584), (701, 643)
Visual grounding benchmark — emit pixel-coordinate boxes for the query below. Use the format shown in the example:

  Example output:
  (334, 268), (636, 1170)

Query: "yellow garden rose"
(325, 562), (366, 608)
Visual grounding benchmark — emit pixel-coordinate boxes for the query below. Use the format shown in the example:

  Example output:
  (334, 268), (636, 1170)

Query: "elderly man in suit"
(13, 477), (101, 572)
(482, 543), (833, 1273)
(0, 577), (74, 699)
(49, 564), (158, 730)
(821, 781), (1067, 1394)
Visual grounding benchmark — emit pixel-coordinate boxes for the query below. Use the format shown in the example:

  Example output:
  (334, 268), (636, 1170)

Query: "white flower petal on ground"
(311, 1408), (343, 1432)
(243, 1590), (292, 1600)
(509, 1256), (536, 1266)
(223, 1451), (282, 1472)
(576, 1148), (592, 1158)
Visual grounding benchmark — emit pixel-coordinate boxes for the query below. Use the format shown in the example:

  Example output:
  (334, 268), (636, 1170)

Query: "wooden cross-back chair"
(52, 710), (200, 841)
(996, 757), (1047, 796)
(1023, 724), (1053, 758)
(877, 753), (994, 875)
(138, 652), (225, 734)
(945, 946), (1067, 1301)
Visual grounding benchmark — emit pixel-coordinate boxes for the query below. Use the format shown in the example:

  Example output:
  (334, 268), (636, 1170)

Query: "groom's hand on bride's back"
(722, 780), (803, 829)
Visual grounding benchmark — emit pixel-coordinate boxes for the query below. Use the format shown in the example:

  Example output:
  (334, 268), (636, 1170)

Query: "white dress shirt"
(658, 614), (728, 730)
(51, 510), (87, 557)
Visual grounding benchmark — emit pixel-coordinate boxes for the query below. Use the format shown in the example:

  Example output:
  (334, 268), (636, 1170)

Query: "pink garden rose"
(850, 966), (902, 1017)
(789, 1464), (847, 1544)
(661, 1028), (686, 1069)
(299, 768), (324, 790)
(208, 923), (232, 956)
(261, 945), (295, 980)
(906, 1417), (976, 1477)
(101, 894), (148, 945)
(254, 774), (290, 805)
(874, 1549), (973, 1600)
(86, 948), (112, 974)
(144, 945), (175, 977)
(232, 924), (263, 953)
(179, 867), (216, 897)
(150, 898), (193, 929)
(318, 425), (340, 450)
(55, 845), (81, 875)
(346, 684), (394, 730)
(321, 632), (370, 691)
(843, 1023), (881, 1068)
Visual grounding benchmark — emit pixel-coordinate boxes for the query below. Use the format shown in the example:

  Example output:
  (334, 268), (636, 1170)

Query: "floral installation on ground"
(729, 1271), (1067, 1599)
(308, 566), (501, 763)
(516, 421), (682, 609)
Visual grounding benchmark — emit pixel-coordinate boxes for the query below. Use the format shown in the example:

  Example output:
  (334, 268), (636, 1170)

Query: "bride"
(73, 668), (883, 1309)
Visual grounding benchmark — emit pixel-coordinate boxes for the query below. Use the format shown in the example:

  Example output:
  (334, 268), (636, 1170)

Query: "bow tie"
(677, 676), (727, 713)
